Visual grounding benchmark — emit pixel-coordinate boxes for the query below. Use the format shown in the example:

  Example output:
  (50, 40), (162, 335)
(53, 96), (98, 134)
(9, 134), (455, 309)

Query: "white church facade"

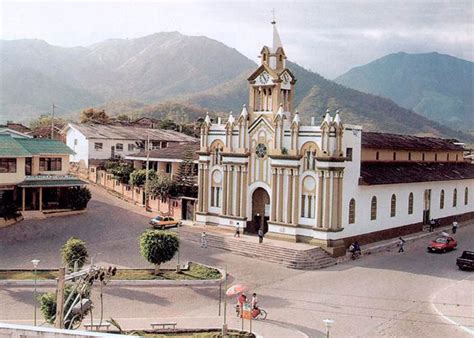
(195, 21), (474, 256)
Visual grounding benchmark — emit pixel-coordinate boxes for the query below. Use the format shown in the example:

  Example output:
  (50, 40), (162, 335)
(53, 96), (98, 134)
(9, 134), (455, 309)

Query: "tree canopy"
(139, 230), (179, 273)
(80, 108), (110, 124)
(61, 237), (89, 271)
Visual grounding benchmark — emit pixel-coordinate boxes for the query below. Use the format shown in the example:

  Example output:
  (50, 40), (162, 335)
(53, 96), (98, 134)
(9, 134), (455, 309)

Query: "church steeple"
(247, 17), (296, 120)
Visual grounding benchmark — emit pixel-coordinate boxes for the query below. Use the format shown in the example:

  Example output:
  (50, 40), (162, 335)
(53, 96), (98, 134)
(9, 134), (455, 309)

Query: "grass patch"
(0, 263), (221, 281)
(0, 270), (59, 280)
(114, 263), (221, 281)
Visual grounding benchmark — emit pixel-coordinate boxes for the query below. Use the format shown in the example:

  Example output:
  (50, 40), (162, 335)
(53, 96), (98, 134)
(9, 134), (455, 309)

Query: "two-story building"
(63, 123), (197, 168)
(0, 135), (85, 212)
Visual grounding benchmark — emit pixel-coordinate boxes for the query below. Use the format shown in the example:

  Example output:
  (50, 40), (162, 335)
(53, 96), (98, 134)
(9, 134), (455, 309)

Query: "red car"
(427, 236), (457, 253)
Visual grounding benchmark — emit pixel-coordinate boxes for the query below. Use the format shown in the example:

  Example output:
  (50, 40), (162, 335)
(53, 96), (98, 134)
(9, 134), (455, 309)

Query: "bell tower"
(247, 18), (296, 121)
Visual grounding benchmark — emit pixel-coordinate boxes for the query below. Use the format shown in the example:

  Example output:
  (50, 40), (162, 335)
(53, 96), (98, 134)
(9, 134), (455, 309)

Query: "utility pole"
(54, 267), (66, 329)
(51, 103), (55, 139)
(144, 134), (150, 211)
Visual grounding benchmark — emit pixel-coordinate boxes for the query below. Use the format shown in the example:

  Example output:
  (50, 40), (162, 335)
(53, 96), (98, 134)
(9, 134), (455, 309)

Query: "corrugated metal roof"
(362, 132), (462, 151)
(18, 175), (86, 187)
(0, 135), (74, 157)
(359, 162), (474, 185)
(0, 135), (32, 157)
(16, 138), (74, 155)
(68, 123), (197, 143)
(126, 142), (199, 161)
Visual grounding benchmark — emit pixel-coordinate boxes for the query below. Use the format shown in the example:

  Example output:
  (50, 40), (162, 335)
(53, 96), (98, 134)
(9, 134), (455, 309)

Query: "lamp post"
(323, 319), (334, 338)
(31, 259), (40, 326)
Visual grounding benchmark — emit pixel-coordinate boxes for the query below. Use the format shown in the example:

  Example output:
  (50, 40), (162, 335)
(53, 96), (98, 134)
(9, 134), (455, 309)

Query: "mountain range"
(336, 52), (473, 133)
(0, 32), (472, 142)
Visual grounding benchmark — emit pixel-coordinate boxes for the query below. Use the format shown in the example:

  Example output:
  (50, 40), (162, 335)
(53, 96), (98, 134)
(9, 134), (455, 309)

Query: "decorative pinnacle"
(271, 8), (276, 24)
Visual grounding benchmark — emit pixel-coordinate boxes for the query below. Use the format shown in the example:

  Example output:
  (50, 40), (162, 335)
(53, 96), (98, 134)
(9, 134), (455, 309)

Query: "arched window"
(301, 142), (319, 171)
(390, 194), (396, 217)
(447, 153), (450, 161)
(348, 199), (356, 224)
(210, 170), (222, 208)
(370, 196), (377, 220)
(408, 152), (412, 161)
(465, 187), (469, 205)
(453, 188), (457, 207)
(301, 176), (316, 219)
(440, 190), (445, 209)
(210, 140), (224, 166)
(422, 153), (425, 161)
(408, 193), (414, 214)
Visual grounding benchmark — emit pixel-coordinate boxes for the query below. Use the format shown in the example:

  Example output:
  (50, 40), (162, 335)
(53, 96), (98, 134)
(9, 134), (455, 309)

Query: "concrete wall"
(0, 157), (26, 184)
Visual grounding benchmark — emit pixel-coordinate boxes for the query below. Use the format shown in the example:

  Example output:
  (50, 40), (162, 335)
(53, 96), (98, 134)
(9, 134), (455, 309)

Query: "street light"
(31, 259), (40, 326)
(323, 319), (334, 338)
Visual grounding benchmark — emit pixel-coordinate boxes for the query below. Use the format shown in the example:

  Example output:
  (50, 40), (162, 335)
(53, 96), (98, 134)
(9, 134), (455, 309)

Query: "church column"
(292, 170), (300, 225)
(331, 171), (338, 229)
(337, 171), (343, 229)
(227, 166), (234, 216)
(197, 163), (203, 212)
(235, 165), (242, 217)
(323, 171), (331, 229)
(203, 163), (209, 213)
(286, 169), (293, 224)
(222, 165), (228, 215)
(278, 168), (284, 222)
(241, 165), (248, 218)
(316, 170), (324, 228)
(271, 167), (277, 221)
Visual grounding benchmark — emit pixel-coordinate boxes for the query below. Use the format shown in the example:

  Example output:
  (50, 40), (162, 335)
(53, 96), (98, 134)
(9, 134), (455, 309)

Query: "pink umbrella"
(226, 284), (248, 296)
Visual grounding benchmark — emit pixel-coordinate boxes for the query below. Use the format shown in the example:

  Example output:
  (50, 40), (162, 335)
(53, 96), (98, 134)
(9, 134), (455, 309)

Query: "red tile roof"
(362, 132), (462, 151)
(359, 162), (474, 185)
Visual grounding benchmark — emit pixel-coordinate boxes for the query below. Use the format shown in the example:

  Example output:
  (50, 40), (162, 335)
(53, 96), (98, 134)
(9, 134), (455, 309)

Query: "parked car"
(427, 236), (457, 253)
(149, 215), (180, 229)
(456, 251), (474, 270)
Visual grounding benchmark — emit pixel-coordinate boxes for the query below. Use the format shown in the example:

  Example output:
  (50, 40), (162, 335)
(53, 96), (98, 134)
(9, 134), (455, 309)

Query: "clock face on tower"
(255, 143), (267, 158)
(257, 72), (270, 85)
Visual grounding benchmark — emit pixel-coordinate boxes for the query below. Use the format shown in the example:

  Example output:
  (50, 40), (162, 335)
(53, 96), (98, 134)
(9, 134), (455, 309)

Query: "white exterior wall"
(87, 138), (139, 161)
(66, 126), (89, 166)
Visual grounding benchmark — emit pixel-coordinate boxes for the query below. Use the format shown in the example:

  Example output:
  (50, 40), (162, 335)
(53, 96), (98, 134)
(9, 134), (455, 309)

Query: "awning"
(17, 175), (87, 188)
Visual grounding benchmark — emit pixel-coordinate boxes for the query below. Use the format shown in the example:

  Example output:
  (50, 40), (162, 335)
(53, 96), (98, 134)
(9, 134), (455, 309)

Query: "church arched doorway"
(249, 188), (270, 234)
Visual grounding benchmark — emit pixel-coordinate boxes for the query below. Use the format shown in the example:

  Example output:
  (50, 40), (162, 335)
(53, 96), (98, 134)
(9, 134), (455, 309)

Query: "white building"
(64, 123), (197, 167)
(195, 21), (474, 256)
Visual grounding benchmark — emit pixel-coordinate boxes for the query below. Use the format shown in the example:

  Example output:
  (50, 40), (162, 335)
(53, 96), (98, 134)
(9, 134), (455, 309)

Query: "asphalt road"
(0, 185), (473, 337)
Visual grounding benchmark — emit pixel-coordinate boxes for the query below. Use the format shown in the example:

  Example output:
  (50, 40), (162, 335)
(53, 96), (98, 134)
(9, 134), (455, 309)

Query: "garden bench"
(84, 323), (111, 331)
(150, 322), (177, 330)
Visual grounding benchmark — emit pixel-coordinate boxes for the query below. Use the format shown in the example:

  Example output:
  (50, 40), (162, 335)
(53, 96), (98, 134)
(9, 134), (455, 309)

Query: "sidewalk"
(339, 219), (474, 262)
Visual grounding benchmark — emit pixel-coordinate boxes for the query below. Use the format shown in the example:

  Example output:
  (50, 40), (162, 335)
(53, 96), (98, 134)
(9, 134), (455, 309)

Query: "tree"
(61, 237), (89, 271)
(39, 285), (91, 327)
(129, 169), (156, 187)
(80, 108), (110, 124)
(105, 160), (133, 183)
(66, 187), (91, 210)
(174, 149), (197, 197)
(148, 174), (175, 199)
(139, 230), (179, 274)
(29, 114), (66, 139)
(116, 114), (130, 122)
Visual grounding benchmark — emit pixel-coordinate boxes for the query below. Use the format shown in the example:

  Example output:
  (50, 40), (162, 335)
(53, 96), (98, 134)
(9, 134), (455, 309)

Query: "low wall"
(0, 322), (121, 337)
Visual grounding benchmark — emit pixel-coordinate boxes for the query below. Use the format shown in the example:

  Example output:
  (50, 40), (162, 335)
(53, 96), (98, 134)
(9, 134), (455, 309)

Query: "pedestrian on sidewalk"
(398, 237), (406, 253)
(234, 223), (241, 238)
(201, 231), (208, 248)
(258, 228), (264, 244)
(452, 218), (458, 234)
(429, 219), (435, 232)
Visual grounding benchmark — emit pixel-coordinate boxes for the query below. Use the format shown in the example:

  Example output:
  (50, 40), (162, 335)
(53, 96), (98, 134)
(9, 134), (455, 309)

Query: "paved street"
(0, 185), (473, 337)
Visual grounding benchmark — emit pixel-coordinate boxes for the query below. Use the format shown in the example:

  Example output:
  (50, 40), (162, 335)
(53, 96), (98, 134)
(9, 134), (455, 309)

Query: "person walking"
(398, 237), (406, 253)
(258, 228), (264, 244)
(201, 231), (208, 248)
(452, 219), (458, 234)
(234, 224), (241, 238)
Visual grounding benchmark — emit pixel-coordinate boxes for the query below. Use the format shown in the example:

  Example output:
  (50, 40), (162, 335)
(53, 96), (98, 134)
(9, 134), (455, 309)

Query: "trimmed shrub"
(61, 237), (88, 271)
(139, 230), (179, 273)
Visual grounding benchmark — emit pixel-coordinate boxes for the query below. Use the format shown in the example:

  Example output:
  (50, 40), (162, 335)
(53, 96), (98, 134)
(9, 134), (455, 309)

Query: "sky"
(1, 0), (473, 78)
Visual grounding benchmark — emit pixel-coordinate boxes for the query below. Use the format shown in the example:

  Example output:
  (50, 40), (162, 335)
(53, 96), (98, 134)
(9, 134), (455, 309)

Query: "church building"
(195, 21), (474, 256)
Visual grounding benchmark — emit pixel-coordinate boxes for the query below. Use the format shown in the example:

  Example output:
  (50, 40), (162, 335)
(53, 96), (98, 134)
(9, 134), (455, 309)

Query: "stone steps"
(178, 228), (337, 270)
